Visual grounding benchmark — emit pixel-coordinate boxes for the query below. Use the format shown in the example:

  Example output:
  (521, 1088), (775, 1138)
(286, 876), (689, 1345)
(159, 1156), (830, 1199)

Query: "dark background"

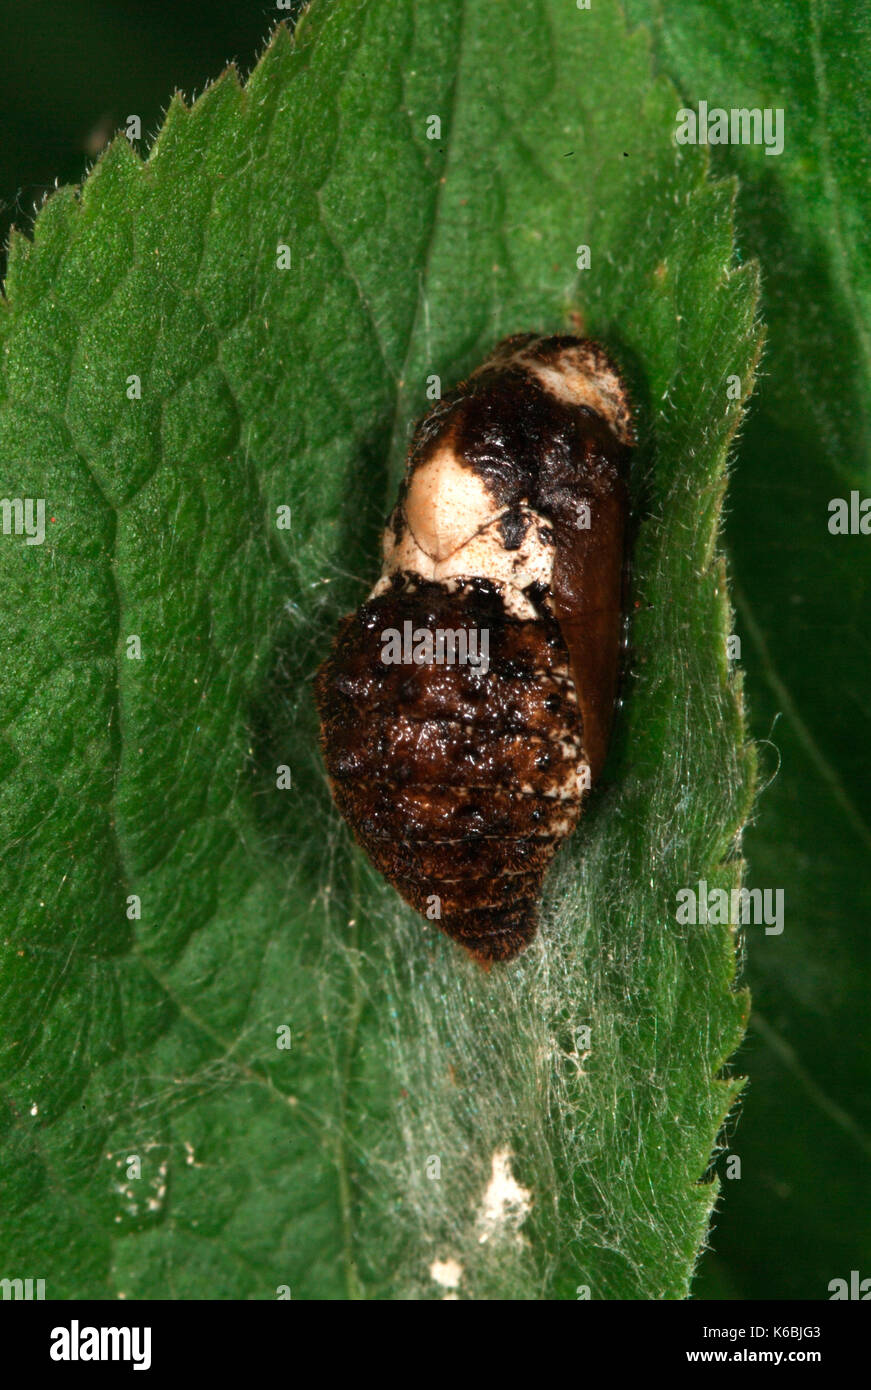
(0, 0), (282, 275)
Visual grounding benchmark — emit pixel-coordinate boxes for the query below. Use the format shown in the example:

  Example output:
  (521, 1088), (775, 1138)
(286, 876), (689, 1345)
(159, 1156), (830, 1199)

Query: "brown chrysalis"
(314, 334), (634, 964)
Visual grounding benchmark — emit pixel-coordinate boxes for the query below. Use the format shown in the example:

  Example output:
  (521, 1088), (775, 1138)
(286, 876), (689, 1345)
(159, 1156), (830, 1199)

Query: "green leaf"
(0, 1), (760, 1299)
(624, 0), (871, 1300)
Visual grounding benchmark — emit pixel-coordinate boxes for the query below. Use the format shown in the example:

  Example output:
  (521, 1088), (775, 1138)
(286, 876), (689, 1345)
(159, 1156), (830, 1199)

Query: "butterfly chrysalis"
(315, 334), (634, 963)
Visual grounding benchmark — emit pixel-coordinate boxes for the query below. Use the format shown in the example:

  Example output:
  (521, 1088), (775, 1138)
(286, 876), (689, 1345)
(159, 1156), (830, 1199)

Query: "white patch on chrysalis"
(374, 449), (556, 621)
(512, 342), (634, 446)
(403, 448), (499, 561)
(475, 1147), (532, 1246)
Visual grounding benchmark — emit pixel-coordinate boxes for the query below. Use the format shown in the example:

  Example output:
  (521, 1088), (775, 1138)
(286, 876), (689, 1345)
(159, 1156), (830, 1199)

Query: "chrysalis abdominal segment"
(315, 333), (634, 963)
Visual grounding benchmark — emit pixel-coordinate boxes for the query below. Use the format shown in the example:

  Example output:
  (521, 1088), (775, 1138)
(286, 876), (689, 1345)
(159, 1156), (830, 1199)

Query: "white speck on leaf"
(475, 1147), (532, 1245)
(430, 1257), (463, 1290)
